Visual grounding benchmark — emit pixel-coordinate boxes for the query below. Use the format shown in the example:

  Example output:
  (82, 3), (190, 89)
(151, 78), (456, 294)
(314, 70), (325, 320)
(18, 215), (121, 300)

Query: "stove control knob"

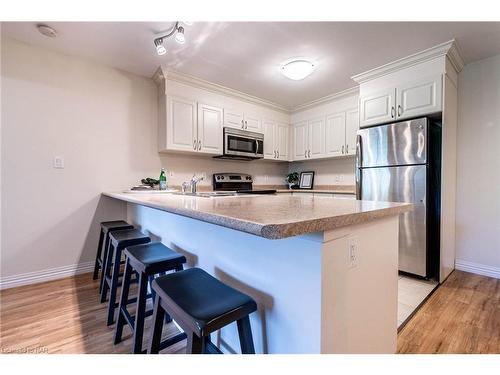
(221, 176), (225, 180)
(216, 176), (220, 180)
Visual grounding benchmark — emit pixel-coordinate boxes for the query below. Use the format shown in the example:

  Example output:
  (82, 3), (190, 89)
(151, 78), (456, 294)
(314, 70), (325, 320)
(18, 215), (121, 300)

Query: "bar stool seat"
(114, 242), (187, 353)
(148, 268), (257, 354)
(101, 228), (151, 326)
(93, 221), (134, 285)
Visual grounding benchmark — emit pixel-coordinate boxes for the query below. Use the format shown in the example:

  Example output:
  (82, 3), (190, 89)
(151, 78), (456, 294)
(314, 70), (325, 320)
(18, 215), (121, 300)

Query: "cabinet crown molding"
(291, 86), (359, 113)
(152, 66), (289, 114)
(351, 39), (465, 84)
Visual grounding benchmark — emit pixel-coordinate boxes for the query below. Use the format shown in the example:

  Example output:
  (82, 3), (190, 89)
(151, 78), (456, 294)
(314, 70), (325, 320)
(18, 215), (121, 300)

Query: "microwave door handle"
(355, 134), (362, 199)
(254, 139), (258, 154)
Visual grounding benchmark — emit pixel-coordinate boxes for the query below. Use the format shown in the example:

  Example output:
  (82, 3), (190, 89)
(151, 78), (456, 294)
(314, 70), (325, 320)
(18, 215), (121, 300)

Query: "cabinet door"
(333, 194), (356, 200)
(197, 103), (223, 155)
(167, 95), (197, 152)
(276, 122), (289, 161)
(308, 117), (326, 159)
(262, 119), (276, 159)
(396, 75), (442, 120)
(359, 88), (396, 127)
(244, 113), (261, 131)
(224, 108), (244, 129)
(345, 108), (359, 156)
(325, 112), (345, 157)
(293, 121), (308, 160)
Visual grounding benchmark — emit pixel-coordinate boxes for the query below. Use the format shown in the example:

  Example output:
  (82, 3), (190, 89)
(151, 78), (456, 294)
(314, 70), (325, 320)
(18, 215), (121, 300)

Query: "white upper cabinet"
(223, 108), (244, 130)
(345, 109), (359, 156)
(244, 113), (261, 131)
(166, 95), (198, 152)
(263, 119), (276, 159)
(308, 118), (326, 159)
(263, 120), (289, 161)
(359, 87), (396, 128)
(325, 112), (345, 157)
(223, 108), (261, 131)
(359, 75), (443, 127)
(396, 75), (442, 120)
(293, 121), (308, 160)
(276, 122), (289, 161)
(198, 103), (223, 155)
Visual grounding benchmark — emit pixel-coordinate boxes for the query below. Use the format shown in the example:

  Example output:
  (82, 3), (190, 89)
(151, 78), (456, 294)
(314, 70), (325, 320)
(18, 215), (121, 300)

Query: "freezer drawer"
(360, 165), (427, 276)
(356, 118), (427, 168)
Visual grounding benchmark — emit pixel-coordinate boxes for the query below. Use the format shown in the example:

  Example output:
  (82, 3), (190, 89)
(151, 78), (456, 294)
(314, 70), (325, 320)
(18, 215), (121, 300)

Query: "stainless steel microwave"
(214, 127), (264, 160)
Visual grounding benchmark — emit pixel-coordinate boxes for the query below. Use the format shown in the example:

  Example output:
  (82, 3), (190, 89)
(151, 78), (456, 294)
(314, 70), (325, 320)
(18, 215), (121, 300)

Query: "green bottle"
(159, 168), (167, 190)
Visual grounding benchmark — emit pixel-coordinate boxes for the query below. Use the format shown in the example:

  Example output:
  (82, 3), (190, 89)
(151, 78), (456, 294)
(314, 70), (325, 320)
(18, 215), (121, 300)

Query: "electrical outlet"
(264, 175), (269, 183)
(334, 175), (340, 182)
(53, 156), (64, 169)
(348, 236), (358, 269)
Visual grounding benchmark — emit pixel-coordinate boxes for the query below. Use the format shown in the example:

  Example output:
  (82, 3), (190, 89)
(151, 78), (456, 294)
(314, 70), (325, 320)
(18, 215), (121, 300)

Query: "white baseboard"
(455, 259), (500, 279)
(0, 261), (95, 290)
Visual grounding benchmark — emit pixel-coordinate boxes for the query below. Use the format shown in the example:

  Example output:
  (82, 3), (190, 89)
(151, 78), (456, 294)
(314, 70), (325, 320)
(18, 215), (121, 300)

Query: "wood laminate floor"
(1, 270), (498, 354)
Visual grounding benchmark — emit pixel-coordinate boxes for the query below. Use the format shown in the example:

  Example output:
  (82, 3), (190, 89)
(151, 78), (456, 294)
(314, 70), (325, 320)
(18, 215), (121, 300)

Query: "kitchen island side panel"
(127, 203), (323, 354)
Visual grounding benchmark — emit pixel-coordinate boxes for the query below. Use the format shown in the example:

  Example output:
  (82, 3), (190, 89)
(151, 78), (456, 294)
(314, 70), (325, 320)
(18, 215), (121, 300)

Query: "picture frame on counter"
(299, 171), (315, 189)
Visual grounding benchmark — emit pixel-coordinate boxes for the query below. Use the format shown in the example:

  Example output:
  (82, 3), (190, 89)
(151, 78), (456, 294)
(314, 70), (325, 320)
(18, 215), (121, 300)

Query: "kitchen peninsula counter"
(103, 191), (411, 354)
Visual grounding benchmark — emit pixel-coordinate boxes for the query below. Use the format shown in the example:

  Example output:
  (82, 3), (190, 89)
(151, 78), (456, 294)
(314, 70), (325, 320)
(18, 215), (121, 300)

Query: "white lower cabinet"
(333, 194), (356, 200)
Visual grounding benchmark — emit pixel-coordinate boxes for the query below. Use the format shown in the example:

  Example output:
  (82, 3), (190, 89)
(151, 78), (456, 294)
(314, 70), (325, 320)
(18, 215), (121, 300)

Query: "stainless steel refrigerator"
(355, 117), (441, 279)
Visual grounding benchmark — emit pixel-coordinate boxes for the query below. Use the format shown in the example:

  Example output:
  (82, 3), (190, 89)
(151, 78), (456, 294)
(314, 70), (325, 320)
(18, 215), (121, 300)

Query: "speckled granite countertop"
(103, 192), (411, 239)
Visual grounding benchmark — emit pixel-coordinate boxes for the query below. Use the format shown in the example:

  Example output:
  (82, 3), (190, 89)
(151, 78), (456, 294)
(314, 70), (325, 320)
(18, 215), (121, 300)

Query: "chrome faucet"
(188, 174), (204, 194)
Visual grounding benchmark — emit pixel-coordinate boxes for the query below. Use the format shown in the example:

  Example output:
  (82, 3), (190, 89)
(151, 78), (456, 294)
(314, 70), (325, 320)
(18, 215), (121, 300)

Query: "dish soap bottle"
(159, 168), (167, 190)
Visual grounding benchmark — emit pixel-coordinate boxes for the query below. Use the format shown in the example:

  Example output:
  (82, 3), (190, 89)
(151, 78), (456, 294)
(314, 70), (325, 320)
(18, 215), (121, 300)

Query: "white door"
(276, 122), (289, 161)
(244, 113), (261, 131)
(293, 121), (308, 160)
(345, 108), (359, 156)
(224, 108), (244, 130)
(325, 112), (345, 157)
(167, 95), (197, 152)
(197, 103), (223, 155)
(396, 75), (442, 120)
(359, 88), (396, 127)
(262, 120), (276, 159)
(308, 117), (325, 159)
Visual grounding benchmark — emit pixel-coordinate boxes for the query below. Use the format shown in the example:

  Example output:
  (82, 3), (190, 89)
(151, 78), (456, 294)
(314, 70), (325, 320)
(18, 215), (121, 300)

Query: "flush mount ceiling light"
(153, 22), (190, 56)
(281, 59), (316, 80)
(37, 24), (58, 38)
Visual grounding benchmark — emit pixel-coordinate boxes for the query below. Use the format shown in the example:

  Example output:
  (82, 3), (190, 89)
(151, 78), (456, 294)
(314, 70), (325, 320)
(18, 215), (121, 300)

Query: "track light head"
(175, 26), (185, 45)
(154, 38), (166, 56)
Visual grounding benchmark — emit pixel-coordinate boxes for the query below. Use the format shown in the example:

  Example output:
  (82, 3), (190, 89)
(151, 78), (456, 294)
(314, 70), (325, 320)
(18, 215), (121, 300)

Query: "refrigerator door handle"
(355, 134), (362, 199)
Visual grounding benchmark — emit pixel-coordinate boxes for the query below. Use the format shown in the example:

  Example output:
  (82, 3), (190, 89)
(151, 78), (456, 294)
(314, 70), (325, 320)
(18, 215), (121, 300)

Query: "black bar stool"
(93, 221), (134, 289)
(148, 268), (257, 354)
(101, 228), (151, 326)
(114, 242), (187, 354)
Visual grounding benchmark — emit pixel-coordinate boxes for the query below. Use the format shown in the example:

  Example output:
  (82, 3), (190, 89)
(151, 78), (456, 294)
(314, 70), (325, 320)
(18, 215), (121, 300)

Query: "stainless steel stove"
(212, 173), (276, 194)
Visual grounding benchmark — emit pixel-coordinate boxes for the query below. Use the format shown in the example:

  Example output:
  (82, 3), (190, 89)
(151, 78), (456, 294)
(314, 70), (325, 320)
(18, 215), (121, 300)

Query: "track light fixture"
(153, 22), (190, 56)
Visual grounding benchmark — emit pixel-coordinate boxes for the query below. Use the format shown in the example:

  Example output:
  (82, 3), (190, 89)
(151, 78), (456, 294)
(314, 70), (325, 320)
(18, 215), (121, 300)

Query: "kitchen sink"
(172, 191), (238, 198)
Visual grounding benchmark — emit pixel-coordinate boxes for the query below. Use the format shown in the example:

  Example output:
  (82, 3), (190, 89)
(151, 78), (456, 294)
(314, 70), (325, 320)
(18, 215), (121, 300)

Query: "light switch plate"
(348, 236), (358, 269)
(53, 156), (64, 169)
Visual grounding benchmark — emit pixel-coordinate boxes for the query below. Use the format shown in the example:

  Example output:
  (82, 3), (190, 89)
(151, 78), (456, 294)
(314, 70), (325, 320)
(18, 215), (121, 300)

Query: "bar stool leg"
(100, 241), (114, 303)
(237, 316), (255, 354)
(148, 297), (166, 354)
(99, 235), (111, 294)
(186, 332), (204, 354)
(106, 245), (122, 326)
(114, 258), (133, 345)
(133, 272), (148, 354)
(93, 230), (104, 280)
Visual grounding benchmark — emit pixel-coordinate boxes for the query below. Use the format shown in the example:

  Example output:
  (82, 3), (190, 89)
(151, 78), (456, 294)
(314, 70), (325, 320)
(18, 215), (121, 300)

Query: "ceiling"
(2, 22), (500, 108)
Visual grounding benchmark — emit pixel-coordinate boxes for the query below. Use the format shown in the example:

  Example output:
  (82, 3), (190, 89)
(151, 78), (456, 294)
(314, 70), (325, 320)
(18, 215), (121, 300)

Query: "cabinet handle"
(391, 106), (395, 118)
(346, 144), (349, 154)
(308, 150), (311, 158)
(198, 140), (201, 150)
(274, 150), (276, 158)
(193, 140), (196, 150)
(397, 105), (402, 117)
(245, 120), (248, 129)
(241, 119), (244, 129)
(277, 150), (280, 158)
(304, 150), (307, 158)
(342, 145), (344, 154)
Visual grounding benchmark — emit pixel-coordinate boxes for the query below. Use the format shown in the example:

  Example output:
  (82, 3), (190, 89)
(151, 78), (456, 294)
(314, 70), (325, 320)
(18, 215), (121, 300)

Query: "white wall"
(455, 53), (500, 278)
(0, 37), (287, 285)
(289, 157), (355, 186)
